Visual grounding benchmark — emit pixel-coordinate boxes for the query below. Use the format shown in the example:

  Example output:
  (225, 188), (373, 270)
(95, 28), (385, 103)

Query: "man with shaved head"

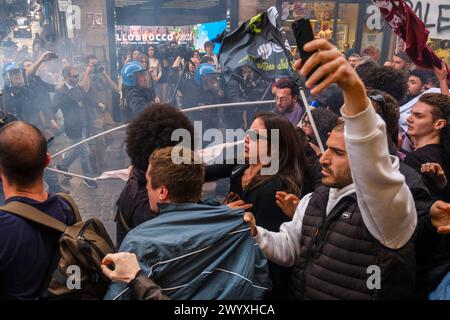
(0, 122), (77, 299)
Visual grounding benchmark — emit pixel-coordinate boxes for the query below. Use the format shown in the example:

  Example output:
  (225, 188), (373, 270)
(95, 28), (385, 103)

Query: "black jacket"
(115, 168), (157, 247)
(28, 75), (55, 119)
(2, 86), (41, 127)
(399, 161), (434, 218)
(290, 186), (416, 300)
(50, 84), (87, 139)
(404, 144), (450, 202)
(124, 86), (155, 119)
(416, 214), (450, 299)
(178, 72), (201, 108)
(129, 274), (170, 300)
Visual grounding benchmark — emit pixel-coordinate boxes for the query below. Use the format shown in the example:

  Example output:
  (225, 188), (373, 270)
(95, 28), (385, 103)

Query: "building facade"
(235, 0), (450, 65)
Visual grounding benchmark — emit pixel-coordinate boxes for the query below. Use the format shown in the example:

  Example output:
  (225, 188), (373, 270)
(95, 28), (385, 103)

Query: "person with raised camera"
(80, 54), (118, 174)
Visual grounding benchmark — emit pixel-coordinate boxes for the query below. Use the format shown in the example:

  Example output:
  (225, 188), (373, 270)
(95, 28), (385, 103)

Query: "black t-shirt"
(2, 86), (42, 128)
(116, 168), (158, 247)
(404, 144), (450, 201)
(178, 72), (200, 108)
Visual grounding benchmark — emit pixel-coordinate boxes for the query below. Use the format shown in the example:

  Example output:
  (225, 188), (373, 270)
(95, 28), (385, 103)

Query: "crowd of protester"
(1, 34), (120, 192)
(0, 28), (450, 301)
(118, 41), (273, 130)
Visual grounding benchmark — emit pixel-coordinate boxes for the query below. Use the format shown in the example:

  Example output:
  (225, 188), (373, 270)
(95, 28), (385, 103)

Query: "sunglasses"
(369, 94), (385, 104)
(369, 94), (388, 116)
(301, 118), (311, 127)
(247, 129), (268, 141)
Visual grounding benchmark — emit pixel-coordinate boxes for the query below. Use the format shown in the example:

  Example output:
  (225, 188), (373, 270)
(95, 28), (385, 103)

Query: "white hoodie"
(254, 102), (417, 267)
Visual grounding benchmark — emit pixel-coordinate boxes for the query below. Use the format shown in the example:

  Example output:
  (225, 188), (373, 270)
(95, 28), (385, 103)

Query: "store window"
(360, 3), (385, 63)
(430, 39), (450, 66)
(281, 1), (359, 55)
(402, 0), (450, 66)
(238, 0), (276, 23)
(282, 2), (335, 36)
(336, 3), (359, 54)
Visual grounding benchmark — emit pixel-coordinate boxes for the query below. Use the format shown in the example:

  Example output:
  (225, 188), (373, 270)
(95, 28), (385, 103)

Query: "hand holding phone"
(292, 19), (322, 82)
(47, 52), (58, 59)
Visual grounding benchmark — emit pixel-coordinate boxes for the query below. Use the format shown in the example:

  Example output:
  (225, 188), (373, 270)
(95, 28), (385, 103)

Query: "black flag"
(218, 7), (296, 83)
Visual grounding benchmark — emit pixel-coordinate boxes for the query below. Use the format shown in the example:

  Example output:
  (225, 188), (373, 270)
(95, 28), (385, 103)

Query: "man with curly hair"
(356, 64), (408, 104)
(115, 103), (194, 246)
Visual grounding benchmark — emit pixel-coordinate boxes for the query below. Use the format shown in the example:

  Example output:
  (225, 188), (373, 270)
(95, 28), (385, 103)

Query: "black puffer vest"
(289, 186), (416, 300)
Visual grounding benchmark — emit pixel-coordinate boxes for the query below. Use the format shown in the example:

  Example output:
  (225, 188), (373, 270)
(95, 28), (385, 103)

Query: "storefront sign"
(404, 0), (450, 40)
(58, 0), (72, 12)
(115, 20), (226, 53)
(115, 28), (191, 44)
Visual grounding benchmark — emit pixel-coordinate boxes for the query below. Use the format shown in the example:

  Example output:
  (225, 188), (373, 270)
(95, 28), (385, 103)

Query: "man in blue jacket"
(104, 147), (270, 300)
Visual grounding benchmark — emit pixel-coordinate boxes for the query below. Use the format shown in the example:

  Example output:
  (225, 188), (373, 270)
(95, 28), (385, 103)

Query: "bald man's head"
(0, 121), (48, 187)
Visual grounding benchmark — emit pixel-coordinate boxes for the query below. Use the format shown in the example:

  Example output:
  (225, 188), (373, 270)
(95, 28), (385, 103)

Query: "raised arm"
(433, 60), (450, 96)
(298, 39), (417, 249)
(26, 51), (54, 78)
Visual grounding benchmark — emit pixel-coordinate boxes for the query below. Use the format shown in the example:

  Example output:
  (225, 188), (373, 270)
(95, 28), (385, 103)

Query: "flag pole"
(260, 80), (274, 101)
(50, 100), (276, 159)
(299, 89), (325, 154)
(278, 16), (325, 155)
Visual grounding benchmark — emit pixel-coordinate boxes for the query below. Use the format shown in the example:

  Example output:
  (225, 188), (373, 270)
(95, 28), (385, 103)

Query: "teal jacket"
(104, 202), (271, 300)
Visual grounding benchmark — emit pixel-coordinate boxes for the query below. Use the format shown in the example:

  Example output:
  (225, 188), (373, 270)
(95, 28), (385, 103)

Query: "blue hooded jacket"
(429, 271), (450, 300)
(104, 202), (271, 300)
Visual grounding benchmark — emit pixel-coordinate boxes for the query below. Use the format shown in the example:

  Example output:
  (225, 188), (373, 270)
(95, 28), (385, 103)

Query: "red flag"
(371, 0), (450, 81)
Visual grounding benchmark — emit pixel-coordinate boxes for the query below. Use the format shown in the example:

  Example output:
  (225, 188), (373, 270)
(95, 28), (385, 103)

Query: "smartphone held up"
(292, 18), (323, 84)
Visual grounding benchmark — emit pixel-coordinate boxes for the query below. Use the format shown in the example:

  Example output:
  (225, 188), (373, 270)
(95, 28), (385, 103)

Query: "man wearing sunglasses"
(50, 66), (97, 188)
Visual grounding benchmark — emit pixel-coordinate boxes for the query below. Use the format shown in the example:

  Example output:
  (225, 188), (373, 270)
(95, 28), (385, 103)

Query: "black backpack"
(0, 194), (116, 299)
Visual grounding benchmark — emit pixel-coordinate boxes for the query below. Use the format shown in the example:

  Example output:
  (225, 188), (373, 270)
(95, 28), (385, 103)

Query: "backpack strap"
(0, 201), (67, 233)
(117, 208), (131, 232)
(56, 193), (82, 222)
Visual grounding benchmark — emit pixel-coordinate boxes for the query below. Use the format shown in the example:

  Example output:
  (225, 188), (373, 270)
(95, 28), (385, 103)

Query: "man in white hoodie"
(245, 39), (418, 299)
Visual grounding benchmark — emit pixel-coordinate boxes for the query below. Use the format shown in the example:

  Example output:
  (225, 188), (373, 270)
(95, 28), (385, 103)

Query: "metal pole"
(46, 167), (97, 181)
(299, 89), (325, 154)
(50, 100), (276, 159)
(51, 124), (128, 159)
(260, 80), (274, 101)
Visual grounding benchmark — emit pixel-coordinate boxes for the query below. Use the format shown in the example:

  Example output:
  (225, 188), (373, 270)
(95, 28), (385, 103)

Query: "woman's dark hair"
(248, 112), (307, 196)
(147, 45), (160, 59)
(367, 89), (400, 146)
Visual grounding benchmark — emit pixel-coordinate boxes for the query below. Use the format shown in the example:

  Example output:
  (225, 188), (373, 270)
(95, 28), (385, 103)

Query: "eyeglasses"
(369, 94), (388, 116)
(246, 129), (268, 141)
(301, 118), (311, 127)
(277, 96), (292, 103)
(369, 94), (385, 104)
